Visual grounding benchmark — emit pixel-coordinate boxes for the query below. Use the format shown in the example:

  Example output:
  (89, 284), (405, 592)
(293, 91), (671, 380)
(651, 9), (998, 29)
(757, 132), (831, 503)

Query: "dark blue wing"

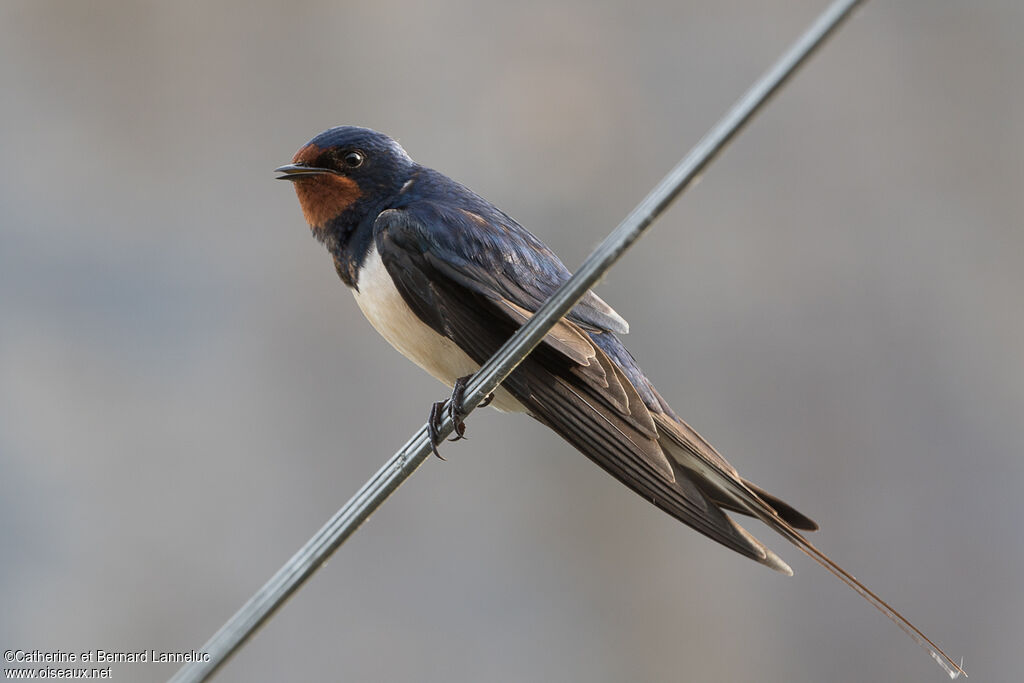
(372, 204), (811, 567)
(388, 184), (629, 335)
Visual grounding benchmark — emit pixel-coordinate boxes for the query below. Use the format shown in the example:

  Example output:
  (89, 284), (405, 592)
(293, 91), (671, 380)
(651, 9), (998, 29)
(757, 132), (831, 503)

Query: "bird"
(276, 126), (962, 676)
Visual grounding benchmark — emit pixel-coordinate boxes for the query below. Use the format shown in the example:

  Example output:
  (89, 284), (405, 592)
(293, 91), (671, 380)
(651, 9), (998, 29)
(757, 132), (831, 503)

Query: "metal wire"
(169, 1), (868, 680)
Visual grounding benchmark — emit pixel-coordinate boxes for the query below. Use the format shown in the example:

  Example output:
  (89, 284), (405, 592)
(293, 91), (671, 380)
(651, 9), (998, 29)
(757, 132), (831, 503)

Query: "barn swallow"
(276, 126), (962, 674)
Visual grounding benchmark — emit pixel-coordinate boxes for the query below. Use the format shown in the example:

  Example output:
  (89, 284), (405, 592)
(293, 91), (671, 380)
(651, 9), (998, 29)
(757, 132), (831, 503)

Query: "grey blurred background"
(1, 1), (1020, 681)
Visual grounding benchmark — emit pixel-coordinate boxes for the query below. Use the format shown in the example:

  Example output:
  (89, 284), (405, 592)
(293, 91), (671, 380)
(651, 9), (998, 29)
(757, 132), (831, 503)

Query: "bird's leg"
(447, 375), (471, 442)
(426, 377), (469, 460)
(427, 401), (448, 461)
(448, 375), (496, 438)
(428, 375), (496, 459)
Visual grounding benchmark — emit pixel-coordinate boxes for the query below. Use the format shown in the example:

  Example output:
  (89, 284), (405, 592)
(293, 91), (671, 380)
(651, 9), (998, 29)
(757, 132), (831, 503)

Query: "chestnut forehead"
(292, 143), (325, 165)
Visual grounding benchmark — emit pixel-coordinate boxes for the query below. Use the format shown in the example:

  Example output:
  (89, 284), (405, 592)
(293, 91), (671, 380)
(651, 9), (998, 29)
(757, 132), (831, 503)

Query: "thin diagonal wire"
(169, 1), (866, 681)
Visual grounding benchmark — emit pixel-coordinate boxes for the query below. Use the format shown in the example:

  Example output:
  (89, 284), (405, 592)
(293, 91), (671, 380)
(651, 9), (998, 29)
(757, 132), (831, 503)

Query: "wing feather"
(374, 207), (795, 571)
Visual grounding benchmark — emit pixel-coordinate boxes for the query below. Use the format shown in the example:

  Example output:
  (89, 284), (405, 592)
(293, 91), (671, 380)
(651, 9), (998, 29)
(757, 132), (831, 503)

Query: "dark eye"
(343, 151), (364, 168)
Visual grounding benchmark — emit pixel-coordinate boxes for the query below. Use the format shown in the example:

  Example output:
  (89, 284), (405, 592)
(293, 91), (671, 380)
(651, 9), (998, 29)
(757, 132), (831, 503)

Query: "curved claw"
(426, 375), (482, 457)
(447, 376), (470, 442)
(427, 401), (447, 461)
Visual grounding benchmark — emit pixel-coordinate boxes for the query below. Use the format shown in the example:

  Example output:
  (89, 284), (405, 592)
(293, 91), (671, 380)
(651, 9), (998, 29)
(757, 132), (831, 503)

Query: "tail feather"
(700, 478), (819, 531)
(653, 415), (965, 678)
(743, 479), (819, 531)
(704, 468), (966, 678)
(752, 506), (965, 679)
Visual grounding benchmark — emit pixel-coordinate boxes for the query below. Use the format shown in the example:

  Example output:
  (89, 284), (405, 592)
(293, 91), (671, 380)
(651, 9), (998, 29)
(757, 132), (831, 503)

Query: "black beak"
(274, 163), (337, 181)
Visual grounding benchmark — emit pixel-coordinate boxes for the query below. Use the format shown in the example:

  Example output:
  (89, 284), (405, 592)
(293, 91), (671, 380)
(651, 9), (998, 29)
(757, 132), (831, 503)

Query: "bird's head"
(276, 126), (415, 244)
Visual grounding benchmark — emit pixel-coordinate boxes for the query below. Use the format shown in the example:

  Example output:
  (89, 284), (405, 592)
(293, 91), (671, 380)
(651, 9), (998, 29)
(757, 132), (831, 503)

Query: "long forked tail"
(654, 413), (964, 675)
(752, 505), (966, 679)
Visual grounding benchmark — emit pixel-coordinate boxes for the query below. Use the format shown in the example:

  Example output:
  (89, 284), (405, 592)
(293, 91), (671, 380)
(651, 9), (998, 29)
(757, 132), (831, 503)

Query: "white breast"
(352, 246), (525, 413)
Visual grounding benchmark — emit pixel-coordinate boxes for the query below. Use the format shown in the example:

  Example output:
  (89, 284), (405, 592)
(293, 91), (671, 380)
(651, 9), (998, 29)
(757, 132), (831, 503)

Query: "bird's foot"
(427, 401), (448, 461)
(427, 375), (494, 459)
(446, 375), (471, 443)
